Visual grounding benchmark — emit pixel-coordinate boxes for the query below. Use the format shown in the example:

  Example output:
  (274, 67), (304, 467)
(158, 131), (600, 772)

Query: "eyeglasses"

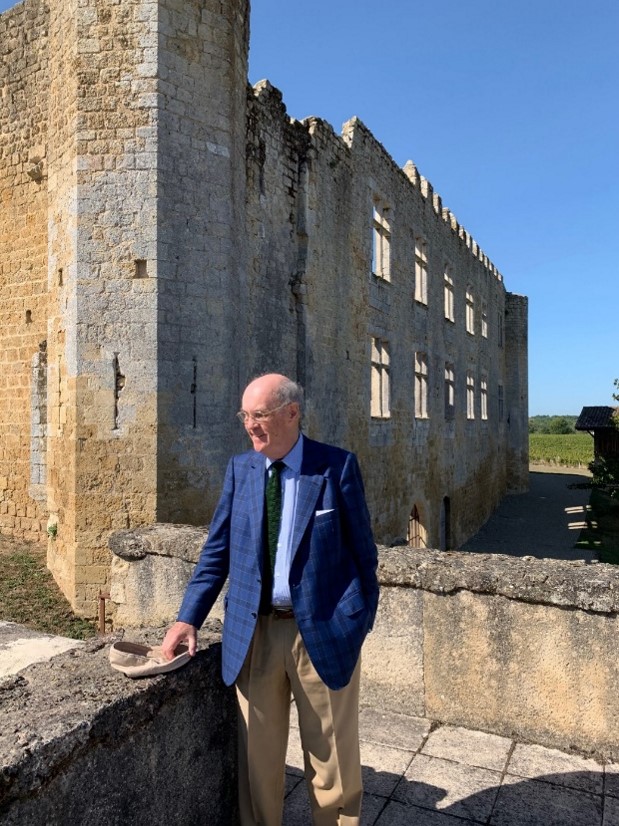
(236, 402), (290, 424)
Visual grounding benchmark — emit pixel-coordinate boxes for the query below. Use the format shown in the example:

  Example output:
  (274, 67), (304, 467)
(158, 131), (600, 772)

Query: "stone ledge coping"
(109, 524), (619, 615)
(379, 547), (619, 614)
(0, 621), (223, 809)
(109, 523), (207, 562)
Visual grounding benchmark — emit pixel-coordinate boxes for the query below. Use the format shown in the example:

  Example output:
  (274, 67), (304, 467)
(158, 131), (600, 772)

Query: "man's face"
(241, 377), (300, 460)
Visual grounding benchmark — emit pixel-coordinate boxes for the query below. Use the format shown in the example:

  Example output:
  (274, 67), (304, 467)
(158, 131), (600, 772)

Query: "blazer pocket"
(339, 589), (366, 617)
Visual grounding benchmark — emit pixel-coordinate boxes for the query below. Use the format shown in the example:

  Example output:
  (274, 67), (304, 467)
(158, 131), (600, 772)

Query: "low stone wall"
(108, 525), (619, 760)
(0, 623), (237, 825)
(367, 547), (619, 761)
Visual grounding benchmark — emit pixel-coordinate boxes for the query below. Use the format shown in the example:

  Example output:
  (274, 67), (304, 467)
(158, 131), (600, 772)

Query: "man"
(162, 373), (379, 826)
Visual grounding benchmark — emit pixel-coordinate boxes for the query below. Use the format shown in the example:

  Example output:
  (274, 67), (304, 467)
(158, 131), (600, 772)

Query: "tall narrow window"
(466, 288), (475, 334)
(498, 384), (504, 421)
(444, 362), (455, 419)
(498, 311), (504, 347)
(371, 338), (390, 418)
(414, 237), (428, 304)
(481, 376), (488, 420)
(414, 352), (428, 419)
(444, 267), (454, 321)
(466, 371), (475, 419)
(30, 342), (48, 499)
(481, 301), (488, 338)
(372, 200), (391, 281)
(407, 504), (427, 548)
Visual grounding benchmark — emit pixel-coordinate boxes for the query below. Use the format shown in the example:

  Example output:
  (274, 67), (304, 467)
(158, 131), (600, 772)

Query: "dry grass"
(0, 535), (96, 639)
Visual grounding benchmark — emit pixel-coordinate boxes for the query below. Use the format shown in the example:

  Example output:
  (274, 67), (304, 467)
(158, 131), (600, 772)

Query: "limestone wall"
(155, 0), (250, 524)
(108, 525), (619, 760)
(0, 0), (528, 612)
(0, 626), (237, 825)
(242, 95), (522, 546)
(365, 547), (619, 761)
(0, 0), (49, 542)
(44, 0), (164, 612)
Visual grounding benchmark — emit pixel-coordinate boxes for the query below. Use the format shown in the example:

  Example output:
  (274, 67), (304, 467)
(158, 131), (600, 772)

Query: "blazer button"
(251, 612), (257, 618)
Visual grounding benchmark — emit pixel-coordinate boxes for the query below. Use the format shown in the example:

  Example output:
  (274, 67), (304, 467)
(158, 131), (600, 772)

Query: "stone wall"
(0, 0), (49, 543)
(0, 625), (237, 825)
(0, 0), (528, 613)
(365, 547), (619, 761)
(109, 525), (619, 760)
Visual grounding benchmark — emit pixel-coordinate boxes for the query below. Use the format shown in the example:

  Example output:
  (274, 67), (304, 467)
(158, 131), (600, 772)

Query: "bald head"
(241, 374), (303, 459)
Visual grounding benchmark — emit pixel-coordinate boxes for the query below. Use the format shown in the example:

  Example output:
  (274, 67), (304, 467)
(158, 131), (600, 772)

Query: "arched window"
(407, 505), (427, 549)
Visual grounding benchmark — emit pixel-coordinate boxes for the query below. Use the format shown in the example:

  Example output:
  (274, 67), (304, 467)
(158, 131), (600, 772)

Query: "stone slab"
(422, 724), (512, 772)
(0, 621), (83, 678)
(507, 742), (604, 794)
(395, 753), (502, 822)
(490, 774), (603, 826)
(360, 742), (414, 797)
(605, 763), (619, 799)
(603, 795), (619, 826)
(359, 707), (431, 752)
(375, 799), (469, 825)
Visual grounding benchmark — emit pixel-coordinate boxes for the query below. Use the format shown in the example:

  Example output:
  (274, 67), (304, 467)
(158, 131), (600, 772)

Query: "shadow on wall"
(285, 769), (608, 825)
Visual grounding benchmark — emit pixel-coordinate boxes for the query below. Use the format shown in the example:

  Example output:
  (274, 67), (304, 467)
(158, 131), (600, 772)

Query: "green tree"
(548, 416), (572, 435)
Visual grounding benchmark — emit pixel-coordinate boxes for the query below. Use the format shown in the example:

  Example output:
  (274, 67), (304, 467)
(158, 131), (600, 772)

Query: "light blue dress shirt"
(266, 434), (303, 607)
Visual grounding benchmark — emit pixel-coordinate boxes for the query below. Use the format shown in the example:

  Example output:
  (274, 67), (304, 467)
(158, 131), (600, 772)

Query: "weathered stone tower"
(1, 0), (250, 612)
(1, 0), (528, 616)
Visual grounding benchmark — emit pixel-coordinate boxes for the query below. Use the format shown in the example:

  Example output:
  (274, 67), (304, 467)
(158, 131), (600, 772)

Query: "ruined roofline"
(342, 116), (504, 285)
(250, 79), (504, 286)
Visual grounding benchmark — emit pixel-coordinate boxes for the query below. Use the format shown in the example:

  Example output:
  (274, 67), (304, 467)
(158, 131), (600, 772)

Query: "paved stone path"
(460, 467), (594, 561)
(284, 707), (617, 825)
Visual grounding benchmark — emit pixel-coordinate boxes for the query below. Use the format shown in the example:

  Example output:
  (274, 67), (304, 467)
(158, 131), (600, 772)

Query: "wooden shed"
(575, 406), (619, 460)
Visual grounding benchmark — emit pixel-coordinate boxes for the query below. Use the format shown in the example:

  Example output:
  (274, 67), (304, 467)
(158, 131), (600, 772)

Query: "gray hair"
(273, 378), (304, 414)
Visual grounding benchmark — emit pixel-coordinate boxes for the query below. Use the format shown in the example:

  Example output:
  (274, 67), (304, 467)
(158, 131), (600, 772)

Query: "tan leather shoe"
(109, 640), (191, 678)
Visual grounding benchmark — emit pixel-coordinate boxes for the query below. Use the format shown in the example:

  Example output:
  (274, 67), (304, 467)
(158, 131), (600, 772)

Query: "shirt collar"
(266, 433), (303, 474)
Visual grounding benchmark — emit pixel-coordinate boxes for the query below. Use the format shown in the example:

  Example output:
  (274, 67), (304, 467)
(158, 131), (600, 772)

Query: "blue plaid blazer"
(177, 436), (379, 690)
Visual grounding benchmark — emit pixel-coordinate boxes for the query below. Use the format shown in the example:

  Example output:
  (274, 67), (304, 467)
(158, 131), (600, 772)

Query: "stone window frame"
(480, 375), (488, 421)
(498, 384), (505, 421)
(371, 198), (392, 282)
(444, 266), (454, 322)
(414, 236), (428, 305)
(465, 288), (475, 335)
(371, 337), (391, 419)
(444, 362), (455, 419)
(414, 351), (429, 419)
(481, 300), (488, 338)
(466, 371), (475, 420)
(498, 310), (504, 348)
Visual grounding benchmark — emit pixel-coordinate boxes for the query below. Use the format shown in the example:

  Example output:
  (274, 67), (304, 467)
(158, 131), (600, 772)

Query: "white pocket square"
(315, 509), (334, 516)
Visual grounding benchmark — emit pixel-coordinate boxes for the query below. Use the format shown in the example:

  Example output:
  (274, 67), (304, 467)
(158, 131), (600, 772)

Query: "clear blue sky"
(2, 0), (617, 415)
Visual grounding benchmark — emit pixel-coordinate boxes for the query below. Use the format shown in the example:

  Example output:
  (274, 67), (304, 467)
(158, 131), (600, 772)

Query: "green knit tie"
(266, 461), (284, 575)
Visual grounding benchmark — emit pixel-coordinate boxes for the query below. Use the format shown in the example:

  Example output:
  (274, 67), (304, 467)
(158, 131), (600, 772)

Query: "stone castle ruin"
(0, 0), (528, 616)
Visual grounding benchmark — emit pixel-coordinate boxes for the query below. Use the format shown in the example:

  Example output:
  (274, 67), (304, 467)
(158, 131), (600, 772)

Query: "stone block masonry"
(0, 0), (527, 615)
(0, 0), (50, 543)
(109, 524), (619, 761)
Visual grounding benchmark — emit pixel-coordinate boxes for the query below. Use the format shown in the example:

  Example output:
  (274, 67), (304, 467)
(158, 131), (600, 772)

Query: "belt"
(271, 606), (294, 620)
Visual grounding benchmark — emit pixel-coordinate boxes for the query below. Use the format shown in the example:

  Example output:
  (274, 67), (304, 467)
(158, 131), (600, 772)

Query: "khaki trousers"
(235, 614), (362, 826)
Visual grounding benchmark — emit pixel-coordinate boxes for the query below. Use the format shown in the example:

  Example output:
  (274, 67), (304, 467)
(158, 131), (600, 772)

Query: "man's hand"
(161, 621), (198, 661)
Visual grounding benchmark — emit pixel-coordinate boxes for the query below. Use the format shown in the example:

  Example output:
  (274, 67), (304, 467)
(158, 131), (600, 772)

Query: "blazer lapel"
(247, 454), (266, 556)
(290, 438), (327, 556)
